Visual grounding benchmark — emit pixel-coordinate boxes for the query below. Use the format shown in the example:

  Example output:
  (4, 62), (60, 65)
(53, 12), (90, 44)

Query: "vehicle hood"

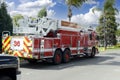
(0, 54), (18, 69)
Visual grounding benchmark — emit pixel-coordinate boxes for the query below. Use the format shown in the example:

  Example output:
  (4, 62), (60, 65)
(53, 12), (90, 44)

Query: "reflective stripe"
(22, 37), (32, 58)
(5, 44), (10, 51)
(34, 48), (53, 53)
(2, 36), (33, 58)
(71, 47), (83, 50)
(2, 36), (11, 52)
(33, 47), (92, 53)
(88, 47), (92, 50)
(3, 37), (11, 48)
(70, 47), (77, 50)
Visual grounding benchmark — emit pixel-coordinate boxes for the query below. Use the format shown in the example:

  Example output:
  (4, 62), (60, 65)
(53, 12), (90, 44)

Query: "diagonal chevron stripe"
(2, 36), (11, 52)
(4, 44), (10, 51)
(3, 36), (33, 58)
(3, 36), (11, 49)
(13, 51), (22, 57)
(23, 37), (32, 53)
(23, 45), (29, 53)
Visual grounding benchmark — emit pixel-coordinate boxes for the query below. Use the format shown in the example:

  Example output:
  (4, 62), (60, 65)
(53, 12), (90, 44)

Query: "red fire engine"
(2, 17), (98, 64)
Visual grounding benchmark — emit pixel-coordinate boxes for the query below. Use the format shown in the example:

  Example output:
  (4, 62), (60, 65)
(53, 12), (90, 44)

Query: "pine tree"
(0, 2), (13, 34)
(0, 2), (13, 51)
(96, 0), (118, 46)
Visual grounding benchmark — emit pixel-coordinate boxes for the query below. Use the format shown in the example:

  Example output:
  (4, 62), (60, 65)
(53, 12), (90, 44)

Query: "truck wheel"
(62, 49), (71, 63)
(0, 76), (12, 80)
(90, 48), (96, 58)
(53, 50), (62, 64)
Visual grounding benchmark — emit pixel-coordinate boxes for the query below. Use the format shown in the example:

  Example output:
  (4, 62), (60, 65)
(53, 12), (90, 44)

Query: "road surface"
(20, 49), (120, 80)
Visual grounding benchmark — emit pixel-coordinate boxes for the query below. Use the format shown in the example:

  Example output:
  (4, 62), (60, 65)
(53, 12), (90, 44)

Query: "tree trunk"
(68, 6), (72, 22)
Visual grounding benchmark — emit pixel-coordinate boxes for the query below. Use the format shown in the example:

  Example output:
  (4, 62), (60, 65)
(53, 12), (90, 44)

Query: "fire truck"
(2, 17), (99, 64)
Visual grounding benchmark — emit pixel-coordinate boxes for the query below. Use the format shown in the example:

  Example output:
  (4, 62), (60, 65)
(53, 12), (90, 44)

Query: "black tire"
(53, 50), (62, 64)
(62, 49), (71, 63)
(0, 76), (12, 80)
(90, 48), (96, 58)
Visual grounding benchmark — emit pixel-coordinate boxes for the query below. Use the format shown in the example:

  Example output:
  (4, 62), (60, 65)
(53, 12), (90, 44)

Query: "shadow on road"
(20, 53), (120, 70)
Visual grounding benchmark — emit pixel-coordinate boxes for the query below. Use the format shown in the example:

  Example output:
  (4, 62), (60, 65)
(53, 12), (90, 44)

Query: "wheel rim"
(65, 53), (69, 62)
(56, 53), (61, 63)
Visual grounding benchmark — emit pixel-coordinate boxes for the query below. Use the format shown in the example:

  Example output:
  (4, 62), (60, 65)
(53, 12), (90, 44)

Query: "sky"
(2, 0), (120, 28)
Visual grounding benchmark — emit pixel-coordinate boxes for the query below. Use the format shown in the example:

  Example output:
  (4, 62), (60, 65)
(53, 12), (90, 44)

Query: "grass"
(98, 44), (120, 52)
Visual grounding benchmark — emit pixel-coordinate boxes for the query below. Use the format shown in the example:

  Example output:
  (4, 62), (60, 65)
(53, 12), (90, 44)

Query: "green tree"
(37, 7), (47, 18)
(65, 0), (88, 22)
(0, 3), (13, 34)
(94, 0), (118, 46)
(116, 29), (120, 36)
(12, 14), (23, 27)
(0, 2), (13, 51)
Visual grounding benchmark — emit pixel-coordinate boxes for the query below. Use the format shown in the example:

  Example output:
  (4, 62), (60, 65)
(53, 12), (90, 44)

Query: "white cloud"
(10, 10), (38, 17)
(19, 0), (32, 4)
(85, 0), (99, 5)
(6, 2), (15, 12)
(18, 0), (56, 10)
(6, 0), (56, 17)
(9, 8), (56, 17)
(71, 6), (101, 27)
(47, 9), (56, 18)
(71, 7), (120, 29)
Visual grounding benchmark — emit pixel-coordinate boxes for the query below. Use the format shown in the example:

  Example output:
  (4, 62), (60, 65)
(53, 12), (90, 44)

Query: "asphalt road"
(20, 49), (120, 80)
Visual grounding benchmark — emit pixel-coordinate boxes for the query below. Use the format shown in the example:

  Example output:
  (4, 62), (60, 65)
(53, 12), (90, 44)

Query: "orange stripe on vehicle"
(4, 40), (10, 49)
(24, 37), (32, 47)
(3, 37), (11, 48)
(23, 46), (29, 53)
(3, 37), (11, 52)
(19, 51), (24, 57)
(24, 37), (30, 42)
(13, 52), (18, 57)
(23, 48), (26, 52)
(4, 36), (10, 43)
(23, 42), (29, 53)
(13, 51), (22, 57)
(17, 51), (22, 57)
(24, 39), (30, 46)
(29, 48), (32, 53)
(23, 41), (32, 54)
(5, 45), (10, 51)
